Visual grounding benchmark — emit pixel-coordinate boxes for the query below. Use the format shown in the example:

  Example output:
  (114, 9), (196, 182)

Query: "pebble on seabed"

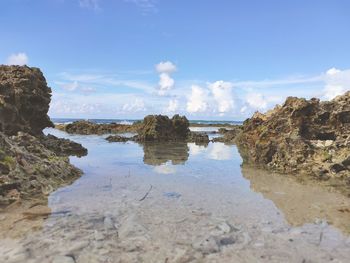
(52, 255), (75, 263)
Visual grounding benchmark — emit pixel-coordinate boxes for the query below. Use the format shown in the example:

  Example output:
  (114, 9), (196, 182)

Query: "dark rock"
(212, 126), (243, 143)
(137, 114), (190, 142)
(106, 135), (131, 143)
(40, 134), (88, 157)
(236, 91), (350, 180)
(0, 65), (54, 135)
(57, 120), (139, 135)
(187, 132), (210, 146)
(0, 132), (82, 206)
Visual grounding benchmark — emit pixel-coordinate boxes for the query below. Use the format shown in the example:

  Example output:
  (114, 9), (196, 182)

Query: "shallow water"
(1, 128), (350, 263)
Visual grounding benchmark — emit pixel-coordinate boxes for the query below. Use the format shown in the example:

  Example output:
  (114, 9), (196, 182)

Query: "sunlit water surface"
(1, 128), (350, 263)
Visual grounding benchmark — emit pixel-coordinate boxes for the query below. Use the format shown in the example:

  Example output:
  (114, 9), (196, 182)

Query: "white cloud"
(322, 68), (350, 100)
(158, 73), (175, 95)
(61, 81), (79, 91)
(166, 99), (179, 112)
(245, 93), (268, 110)
(156, 61), (177, 95)
(186, 85), (209, 113)
(122, 98), (146, 112)
(208, 143), (233, 160)
(6, 53), (28, 66)
(209, 81), (235, 114)
(156, 61), (177, 73)
(153, 163), (176, 174)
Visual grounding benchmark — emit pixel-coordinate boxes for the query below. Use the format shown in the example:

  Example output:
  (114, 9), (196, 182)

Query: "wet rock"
(58, 120), (138, 135)
(187, 132), (209, 146)
(0, 66), (84, 206)
(40, 134), (87, 157)
(137, 114), (190, 142)
(105, 135), (131, 143)
(212, 126), (243, 143)
(236, 92), (350, 183)
(0, 65), (54, 136)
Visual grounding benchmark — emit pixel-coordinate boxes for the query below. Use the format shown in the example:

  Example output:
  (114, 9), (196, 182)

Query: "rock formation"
(0, 65), (87, 206)
(56, 120), (139, 135)
(137, 114), (190, 142)
(0, 66), (54, 135)
(236, 92), (350, 181)
(212, 126), (243, 143)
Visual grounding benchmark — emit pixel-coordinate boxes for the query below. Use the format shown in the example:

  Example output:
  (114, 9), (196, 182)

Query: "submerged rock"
(0, 65), (54, 135)
(236, 92), (350, 181)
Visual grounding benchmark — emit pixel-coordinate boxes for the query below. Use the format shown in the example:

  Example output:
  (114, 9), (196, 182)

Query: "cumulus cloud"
(208, 81), (235, 114)
(323, 68), (350, 100)
(156, 61), (177, 73)
(156, 61), (177, 95)
(245, 93), (268, 110)
(122, 98), (146, 112)
(186, 85), (209, 113)
(166, 99), (179, 112)
(6, 53), (28, 66)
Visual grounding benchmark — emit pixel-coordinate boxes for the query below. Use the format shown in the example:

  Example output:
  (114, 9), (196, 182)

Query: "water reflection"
(242, 167), (350, 234)
(141, 142), (189, 166)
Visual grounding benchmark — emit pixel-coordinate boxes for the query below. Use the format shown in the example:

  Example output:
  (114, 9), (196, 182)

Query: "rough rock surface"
(105, 135), (133, 143)
(187, 132), (210, 145)
(0, 132), (82, 206)
(0, 65), (87, 206)
(57, 120), (138, 135)
(212, 126), (243, 143)
(137, 114), (190, 142)
(236, 92), (350, 181)
(40, 134), (87, 157)
(0, 66), (54, 135)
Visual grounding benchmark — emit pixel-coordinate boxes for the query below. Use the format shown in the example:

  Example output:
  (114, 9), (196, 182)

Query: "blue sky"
(1, 0), (350, 120)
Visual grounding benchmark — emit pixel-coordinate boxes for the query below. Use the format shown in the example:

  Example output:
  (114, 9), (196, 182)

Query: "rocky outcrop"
(0, 66), (54, 135)
(212, 126), (243, 143)
(0, 65), (87, 207)
(0, 132), (82, 206)
(137, 114), (190, 142)
(56, 120), (139, 135)
(236, 92), (350, 181)
(106, 135), (134, 143)
(40, 134), (87, 157)
(187, 132), (210, 146)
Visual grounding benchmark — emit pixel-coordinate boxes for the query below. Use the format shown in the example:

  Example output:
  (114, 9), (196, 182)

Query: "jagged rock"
(0, 65), (54, 135)
(40, 134), (88, 157)
(212, 126), (243, 143)
(0, 132), (82, 206)
(187, 132), (210, 146)
(137, 114), (190, 142)
(236, 92), (350, 180)
(106, 135), (133, 143)
(0, 66), (86, 206)
(57, 120), (138, 135)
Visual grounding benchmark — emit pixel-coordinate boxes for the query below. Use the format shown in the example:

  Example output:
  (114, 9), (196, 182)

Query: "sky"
(1, 0), (350, 120)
